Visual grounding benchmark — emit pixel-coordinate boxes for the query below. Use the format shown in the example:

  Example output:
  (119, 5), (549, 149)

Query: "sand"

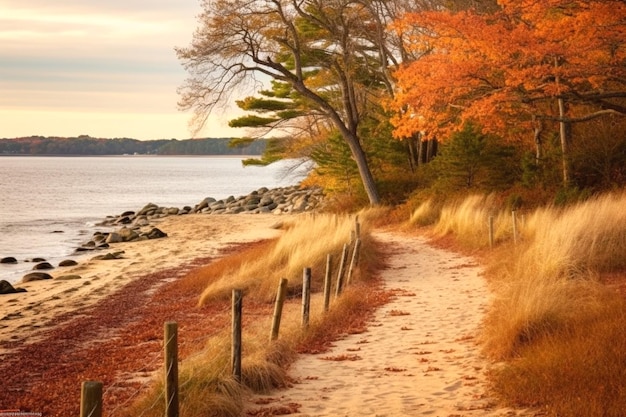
(244, 231), (539, 417)
(1, 213), (538, 416)
(0, 213), (283, 357)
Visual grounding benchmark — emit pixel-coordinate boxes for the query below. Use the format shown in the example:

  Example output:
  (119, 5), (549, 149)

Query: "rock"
(32, 262), (54, 270)
(55, 275), (82, 281)
(144, 227), (167, 239)
(0, 257), (17, 264)
(0, 280), (26, 294)
(115, 216), (133, 225)
(91, 251), (125, 261)
(59, 259), (78, 267)
(132, 215), (149, 227)
(120, 210), (135, 217)
(117, 227), (139, 242)
(21, 272), (53, 283)
(137, 203), (159, 216)
(105, 232), (123, 244)
(31, 257), (46, 262)
(93, 233), (107, 243)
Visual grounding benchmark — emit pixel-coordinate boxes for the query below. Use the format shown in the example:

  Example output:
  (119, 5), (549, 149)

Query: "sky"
(0, 0), (242, 140)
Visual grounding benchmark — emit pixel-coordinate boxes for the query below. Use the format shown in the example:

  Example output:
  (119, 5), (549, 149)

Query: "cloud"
(0, 0), (241, 139)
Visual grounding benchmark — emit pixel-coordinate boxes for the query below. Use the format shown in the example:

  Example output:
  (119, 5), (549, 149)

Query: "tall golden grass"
(416, 191), (626, 416)
(120, 211), (386, 417)
(197, 213), (366, 304)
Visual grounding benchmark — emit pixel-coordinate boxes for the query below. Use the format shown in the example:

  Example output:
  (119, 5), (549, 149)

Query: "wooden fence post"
(323, 254), (332, 312)
(488, 216), (494, 248)
(335, 243), (349, 298)
(346, 238), (361, 285)
(232, 289), (243, 382)
(80, 381), (102, 417)
(270, 278), (289, 341)
(164, 321), (179, 417)
(302, 268), (311, 328)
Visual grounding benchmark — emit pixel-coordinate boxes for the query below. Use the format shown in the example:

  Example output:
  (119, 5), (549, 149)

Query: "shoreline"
(1, 185), (323, 285)
(0, 213), (288, 358)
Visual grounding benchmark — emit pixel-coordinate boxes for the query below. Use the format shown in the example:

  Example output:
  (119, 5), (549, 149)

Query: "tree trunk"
(417, 136), (425, 165)
(344, 131), (380, 205)
(533, 115), (543, 166)
(558, 97), (571, 186)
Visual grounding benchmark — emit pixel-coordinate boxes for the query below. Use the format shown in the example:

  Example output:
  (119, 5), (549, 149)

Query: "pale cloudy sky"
(0, 0), (241, 140)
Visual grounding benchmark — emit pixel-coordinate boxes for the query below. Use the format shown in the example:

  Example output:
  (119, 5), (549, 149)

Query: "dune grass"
(197, 213), (369, 304)
(418, 191), (626, 416)
(119, 211), (386, 417)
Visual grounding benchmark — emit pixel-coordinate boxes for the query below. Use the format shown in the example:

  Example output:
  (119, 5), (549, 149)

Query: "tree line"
(176, 0), (626, 207)
(0, 136), (266, 156)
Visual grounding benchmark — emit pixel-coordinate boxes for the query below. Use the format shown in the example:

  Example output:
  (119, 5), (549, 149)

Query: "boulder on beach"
(91, 251), (125, 261)
(21, 272), (53, 283)
(0, 256), (18, 264)
(0, 280), (27, 294)
(137, 203), (159, 216)
(59, 259), (78, 267)
(55, 274), (82, 281)
(117, 227), (139, 242)
(105, 232), (123, 244)
(32, 262), (54, 270)
(144, 227), (167, 239)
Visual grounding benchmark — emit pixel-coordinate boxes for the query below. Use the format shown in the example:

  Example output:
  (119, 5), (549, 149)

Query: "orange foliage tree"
(389, 0), (626, 185)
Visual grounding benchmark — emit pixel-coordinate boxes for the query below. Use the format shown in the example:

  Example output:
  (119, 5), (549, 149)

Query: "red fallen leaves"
(0, 254), (272, 417)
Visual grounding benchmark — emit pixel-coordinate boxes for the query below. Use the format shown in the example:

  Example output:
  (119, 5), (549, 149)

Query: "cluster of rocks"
(0, 257), (82, 290)
(98, 185), (324, 229)
(0, 185), (325, 289)
(192, 185), (324, 215)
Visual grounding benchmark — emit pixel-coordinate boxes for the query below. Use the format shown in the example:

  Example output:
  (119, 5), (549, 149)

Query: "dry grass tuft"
(430, 191), (626, 416)
(408, 199), (442, 227)
(198, 213), (366, 304)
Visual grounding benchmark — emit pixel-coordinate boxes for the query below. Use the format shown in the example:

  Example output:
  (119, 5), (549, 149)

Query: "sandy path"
(245, 231), (537, 417)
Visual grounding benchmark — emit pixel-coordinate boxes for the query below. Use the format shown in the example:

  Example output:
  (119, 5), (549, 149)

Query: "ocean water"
(0, 156), (308, 284)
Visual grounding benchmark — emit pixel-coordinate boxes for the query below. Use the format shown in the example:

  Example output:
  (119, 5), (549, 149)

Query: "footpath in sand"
(246, 231), (538, 417)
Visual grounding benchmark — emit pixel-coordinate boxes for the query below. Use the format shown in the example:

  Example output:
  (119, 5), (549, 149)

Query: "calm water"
(0, 156), (308, 283)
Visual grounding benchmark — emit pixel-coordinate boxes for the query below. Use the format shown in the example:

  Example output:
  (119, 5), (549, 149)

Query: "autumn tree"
(390, 0), (626, 186)
(176, 0), (418, 205)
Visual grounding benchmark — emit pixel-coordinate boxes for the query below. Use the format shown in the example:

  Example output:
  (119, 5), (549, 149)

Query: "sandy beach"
(0, 213), (283, 356)
(0, 213), (286, 416)
(0, 213), (538, 416)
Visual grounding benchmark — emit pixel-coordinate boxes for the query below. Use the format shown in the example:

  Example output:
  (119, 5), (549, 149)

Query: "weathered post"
(270, 278), (289, 341)
(323, 254), (332, 312)
(164, 321), (179, 417)
(232, 289), (243, 382)
(488, 216), (494, 248)
(80, 381), (103, 417)
(335, 243), (349, 298)
(346, 238), (361, 285)
(302, 268), (311, 328)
